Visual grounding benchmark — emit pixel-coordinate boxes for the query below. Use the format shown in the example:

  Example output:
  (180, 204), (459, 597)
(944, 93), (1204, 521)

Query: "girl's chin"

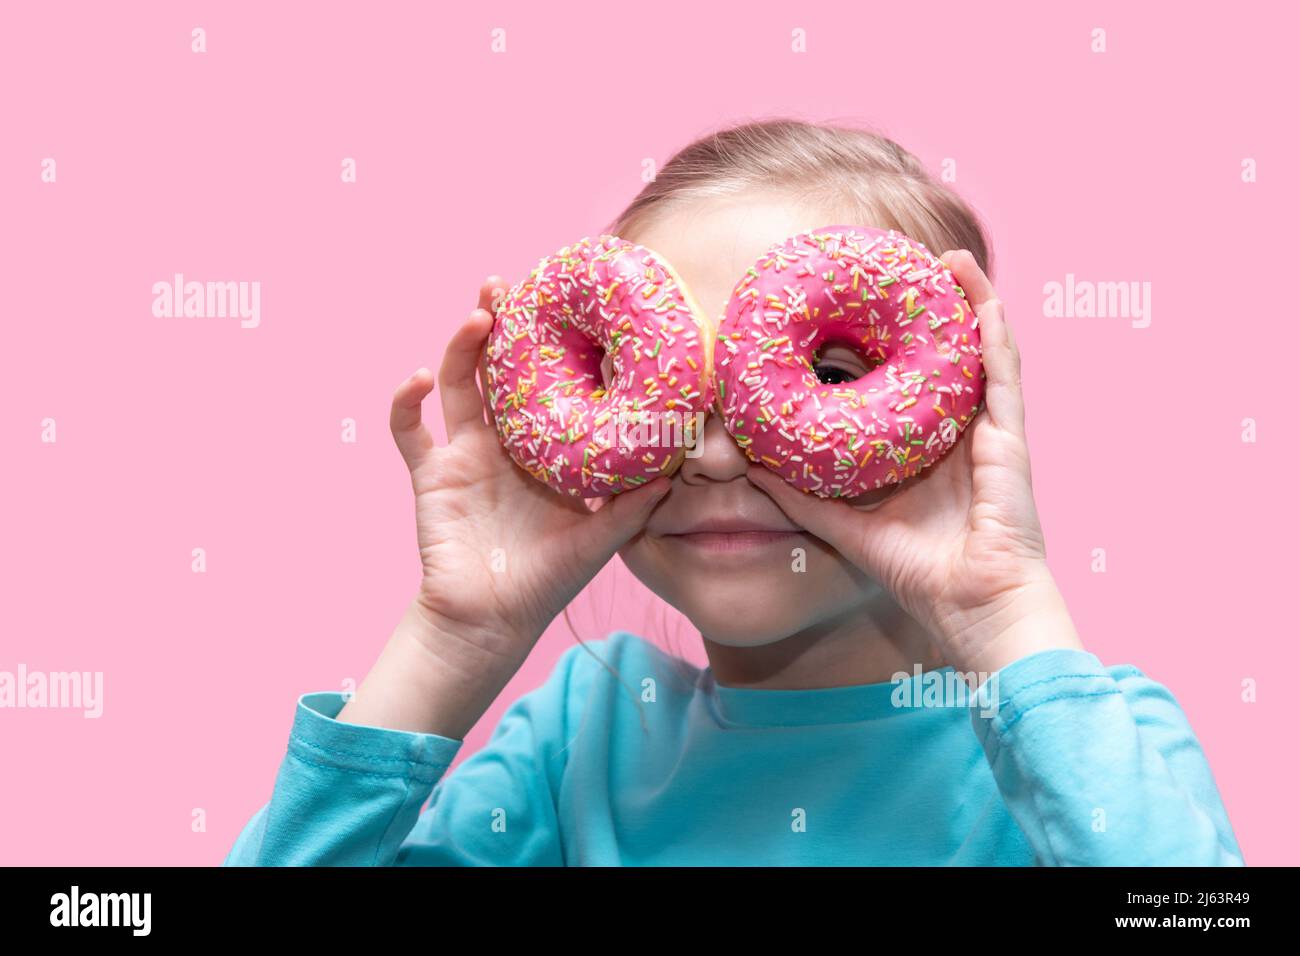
(621, 542), (875, 638)
(676, 587), (818, 640)
(681, 615), (784, 647)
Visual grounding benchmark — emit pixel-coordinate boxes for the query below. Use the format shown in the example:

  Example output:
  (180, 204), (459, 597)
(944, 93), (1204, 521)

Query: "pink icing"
(486, 235), (715, 497)
(713, 225), (985, 497)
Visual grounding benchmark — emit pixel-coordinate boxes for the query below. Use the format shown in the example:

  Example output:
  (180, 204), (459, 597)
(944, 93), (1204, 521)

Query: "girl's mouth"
(665, 530), (802, 553)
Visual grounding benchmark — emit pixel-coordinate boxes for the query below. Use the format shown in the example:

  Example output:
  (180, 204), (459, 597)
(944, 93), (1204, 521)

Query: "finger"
(476, 348), (495, 430)
(438, 307), (497, 439)
(973, 297), (1026, 438)
(476, 276), (509, 430)
(390, 367), (436, 471)
(480, 274), (508, 316)
(940, 250), (1025, 439)
(940, 249), (996, 311)
(587, 477), (674, 546)
(743, 465), (859, 554)
(845, 483), (905, 510)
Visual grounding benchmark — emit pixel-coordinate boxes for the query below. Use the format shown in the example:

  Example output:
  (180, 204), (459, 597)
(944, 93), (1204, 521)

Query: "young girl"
(223, 119), (1243, 866)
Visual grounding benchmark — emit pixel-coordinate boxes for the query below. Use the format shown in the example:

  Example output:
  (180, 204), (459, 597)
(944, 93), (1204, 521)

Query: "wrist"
(334, 599), (528, 739)
(933, 571), (1084, 678)
(404, 597), (535, 681)
(408, 593), (539, 670)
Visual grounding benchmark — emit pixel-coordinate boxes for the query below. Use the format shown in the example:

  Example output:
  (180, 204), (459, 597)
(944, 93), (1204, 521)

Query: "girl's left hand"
(746, 250), (1084, 677)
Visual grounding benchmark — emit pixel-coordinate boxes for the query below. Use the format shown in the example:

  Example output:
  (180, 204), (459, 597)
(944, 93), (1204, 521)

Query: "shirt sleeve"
(968, 647), (1245, 866)
(222, 642), (593, 866)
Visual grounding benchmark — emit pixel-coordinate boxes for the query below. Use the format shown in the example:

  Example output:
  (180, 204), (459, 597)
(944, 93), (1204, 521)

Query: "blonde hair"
(605, 116), (993, 279)
(569, 118), (994, 729)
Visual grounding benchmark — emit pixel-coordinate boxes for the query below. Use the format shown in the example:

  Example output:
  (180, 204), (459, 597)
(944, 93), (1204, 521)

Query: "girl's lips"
(666, 530), (802, 552)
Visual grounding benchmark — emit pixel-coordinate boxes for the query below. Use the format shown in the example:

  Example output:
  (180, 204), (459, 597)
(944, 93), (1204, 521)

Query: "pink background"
(2, 1), (1296, 865)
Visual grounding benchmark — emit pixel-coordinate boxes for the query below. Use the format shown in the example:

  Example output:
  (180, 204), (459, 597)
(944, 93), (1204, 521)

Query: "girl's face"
(616, 191), (893, 647)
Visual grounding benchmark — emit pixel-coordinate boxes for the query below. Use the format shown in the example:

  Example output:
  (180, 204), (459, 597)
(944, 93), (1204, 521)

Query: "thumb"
(586, 477), (673, 546)
(744, 465), (860, 554)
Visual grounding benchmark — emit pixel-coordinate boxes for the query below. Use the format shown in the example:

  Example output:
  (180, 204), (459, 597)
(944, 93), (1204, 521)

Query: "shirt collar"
(702, 664), (972, 728)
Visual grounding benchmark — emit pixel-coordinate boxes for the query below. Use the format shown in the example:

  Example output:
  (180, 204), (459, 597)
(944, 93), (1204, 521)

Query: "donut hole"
(811, 342), (884, 385)
(556, 327), (608, 392)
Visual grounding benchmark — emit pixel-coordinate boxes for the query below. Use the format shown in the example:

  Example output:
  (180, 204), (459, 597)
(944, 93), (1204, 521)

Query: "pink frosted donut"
(714, 225), (985, 498)
(486, 235), (716, 497)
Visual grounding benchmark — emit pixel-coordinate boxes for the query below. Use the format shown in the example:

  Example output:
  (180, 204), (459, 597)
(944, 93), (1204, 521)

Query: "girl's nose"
(676, 409), (749, 485)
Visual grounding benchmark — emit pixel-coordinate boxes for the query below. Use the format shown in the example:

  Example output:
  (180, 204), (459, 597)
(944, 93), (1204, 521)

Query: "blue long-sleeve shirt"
(222, 631), (1244, 866)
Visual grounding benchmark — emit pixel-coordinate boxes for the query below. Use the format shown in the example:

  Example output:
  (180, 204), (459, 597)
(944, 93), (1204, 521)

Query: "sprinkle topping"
(713, 225), (986, 497)
(485, 235), (715, 497)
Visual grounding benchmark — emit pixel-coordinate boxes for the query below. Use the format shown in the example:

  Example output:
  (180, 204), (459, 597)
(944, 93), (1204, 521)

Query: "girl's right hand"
(390, 277), (672, 667)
